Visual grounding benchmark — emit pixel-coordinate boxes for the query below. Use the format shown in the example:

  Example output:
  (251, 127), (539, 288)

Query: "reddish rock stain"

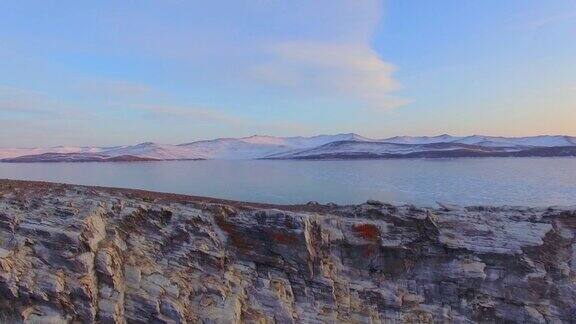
(353, 224), (380, 241)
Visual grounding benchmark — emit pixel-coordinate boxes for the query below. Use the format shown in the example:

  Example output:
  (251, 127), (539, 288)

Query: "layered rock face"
(0, 180), (575, 323)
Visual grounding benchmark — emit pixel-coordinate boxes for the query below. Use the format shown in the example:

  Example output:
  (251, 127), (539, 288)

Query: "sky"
(0, 0), (575, 147)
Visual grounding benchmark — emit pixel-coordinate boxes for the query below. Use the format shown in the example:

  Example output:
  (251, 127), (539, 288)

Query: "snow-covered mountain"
(266, 141), (516, 159)
(0, 146), (106, 160)
(381, 135), (576, 147)
(175, 133), (370, 159)
(1, 134), (575, 162)
(381, 134), (459, 145)
(100, 142), (196, 160)
(452, 135), (576, 147)
(268, 135), (576, 159)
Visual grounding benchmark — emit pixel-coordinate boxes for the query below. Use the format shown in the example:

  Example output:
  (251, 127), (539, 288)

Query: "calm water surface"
(0, 158), (575, 206)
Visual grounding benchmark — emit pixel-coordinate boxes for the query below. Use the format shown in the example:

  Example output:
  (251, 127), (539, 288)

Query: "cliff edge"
(0, 180), (574, 323)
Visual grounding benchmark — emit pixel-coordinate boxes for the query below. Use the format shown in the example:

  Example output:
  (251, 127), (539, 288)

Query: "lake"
(0, 158), (575, 207)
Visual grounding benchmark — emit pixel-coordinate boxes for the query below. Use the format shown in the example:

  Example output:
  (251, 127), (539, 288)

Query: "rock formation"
(0, 179), (574, 323)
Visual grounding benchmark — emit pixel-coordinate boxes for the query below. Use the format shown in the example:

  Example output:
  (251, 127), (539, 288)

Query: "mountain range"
(1, 134), (576, 162)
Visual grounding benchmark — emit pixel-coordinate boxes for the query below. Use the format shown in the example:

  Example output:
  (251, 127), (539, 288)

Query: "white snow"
(0, 146), (105, 159)
(268, 141), (501, 158)
(174, 133), (371, 159)
(381, 134), (576, 147)
(454, 135), (576, 147)
(381, 134), (461, 145)
(1, 134), (574, 161)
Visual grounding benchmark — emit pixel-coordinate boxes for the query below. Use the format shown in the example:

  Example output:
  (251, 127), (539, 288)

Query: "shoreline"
(1, 178), (574, 210)
(2, 152), (576, 163)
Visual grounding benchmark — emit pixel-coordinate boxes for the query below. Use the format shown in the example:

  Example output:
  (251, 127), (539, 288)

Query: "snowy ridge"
(0, 146), (107, 160)
(1, 134), (575, 162)
(266, 141), (514, 159)
(380, 134), (576, 147)
(381, 134), (458, 145)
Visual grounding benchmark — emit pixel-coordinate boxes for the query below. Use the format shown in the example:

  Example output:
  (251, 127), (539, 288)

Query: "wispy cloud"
(0, 86), (47, 114)
(0, 0), (410, 146)
(251, 41), (407, 110)
(127, 103), (315, 137)
(524, 10), (576, 30)
(131, 104), (245, 125)
(80, 80), (152, 98)
(0, 86), (89, 119)
(242, 1), (408, 111)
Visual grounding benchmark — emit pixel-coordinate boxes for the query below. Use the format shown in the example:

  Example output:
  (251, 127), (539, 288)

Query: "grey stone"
(0, 179), (574, 323)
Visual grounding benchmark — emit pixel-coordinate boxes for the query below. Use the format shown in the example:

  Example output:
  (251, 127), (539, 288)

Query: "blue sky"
(1, 0), (575, 146)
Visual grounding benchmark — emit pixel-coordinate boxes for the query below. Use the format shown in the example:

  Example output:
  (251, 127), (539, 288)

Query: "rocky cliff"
(0, 180), (574, 323)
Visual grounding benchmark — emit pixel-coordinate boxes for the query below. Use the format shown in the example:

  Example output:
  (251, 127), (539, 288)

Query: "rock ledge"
(0, 180), (575, 323)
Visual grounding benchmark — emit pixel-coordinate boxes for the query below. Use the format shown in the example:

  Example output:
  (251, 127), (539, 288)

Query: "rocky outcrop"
(0, 179), (575, 323)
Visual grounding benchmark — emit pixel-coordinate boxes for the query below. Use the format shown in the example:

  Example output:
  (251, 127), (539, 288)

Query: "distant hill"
(2, 134), (576, 162)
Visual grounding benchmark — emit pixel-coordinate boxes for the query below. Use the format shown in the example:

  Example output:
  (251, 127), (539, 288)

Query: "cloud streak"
(252, 41), (406, 110)
(0, 86), (47, 114)
(525, 10), (576, 30)
(132, 104), (244, 125)
(0, 0), (410, 146)
(80, 80), (152, 98)
(0, 86), (90, 119)
(127, 104), (315, 138)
